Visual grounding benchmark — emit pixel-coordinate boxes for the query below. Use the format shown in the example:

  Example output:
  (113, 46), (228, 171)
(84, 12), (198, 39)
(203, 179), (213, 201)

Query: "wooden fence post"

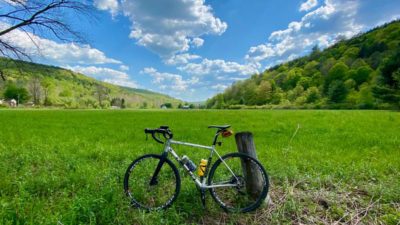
(235, 132), (270, 204)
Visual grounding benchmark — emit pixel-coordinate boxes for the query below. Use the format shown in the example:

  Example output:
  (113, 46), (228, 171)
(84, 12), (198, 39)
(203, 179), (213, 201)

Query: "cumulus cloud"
(246, 0), (400, 68)
(0, 22), (121, 65)
(94, 0), (119, 16)
(141, 67), (198, 92)
(178, 58), (259, 76)
(300, 0), (318, 12)
(191, 37), (204, 48)
(119, 65), (130, 71)
(246, 0), (362, 65)
(69, 66), (138, 88)
(121, 0), (227, 57)
(164, 53), (201, 65)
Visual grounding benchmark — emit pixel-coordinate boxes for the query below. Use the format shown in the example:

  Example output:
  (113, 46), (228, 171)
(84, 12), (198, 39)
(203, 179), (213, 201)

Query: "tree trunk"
(0, 70), (5, 81)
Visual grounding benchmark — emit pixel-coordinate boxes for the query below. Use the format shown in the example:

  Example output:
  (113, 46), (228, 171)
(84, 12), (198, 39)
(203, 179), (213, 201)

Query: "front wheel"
(124, 154), (180, 211)
(208, 152), (269, 213)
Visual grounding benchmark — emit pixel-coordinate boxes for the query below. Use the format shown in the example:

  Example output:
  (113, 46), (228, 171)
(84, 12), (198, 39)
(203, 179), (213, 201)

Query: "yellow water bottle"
(198, 159), (208, 177)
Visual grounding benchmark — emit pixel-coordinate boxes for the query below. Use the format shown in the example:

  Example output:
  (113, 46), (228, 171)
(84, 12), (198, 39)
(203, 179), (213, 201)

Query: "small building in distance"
(9, 99), (17, 107)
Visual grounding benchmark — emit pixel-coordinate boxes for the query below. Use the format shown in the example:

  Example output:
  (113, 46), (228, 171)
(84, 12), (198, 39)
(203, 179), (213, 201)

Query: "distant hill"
(0, 57), (181, 108)
(207, 20), (400, 109)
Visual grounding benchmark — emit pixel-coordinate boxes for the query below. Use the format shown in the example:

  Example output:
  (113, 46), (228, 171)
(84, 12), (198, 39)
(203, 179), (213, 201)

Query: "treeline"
(1, 76), (126, 108)
(207, 20), (400, 109)
(0, 58), (181, 109)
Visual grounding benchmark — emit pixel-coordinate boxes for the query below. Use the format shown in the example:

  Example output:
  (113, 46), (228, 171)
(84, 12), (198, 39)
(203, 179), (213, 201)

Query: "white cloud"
(164, 53), (201, 65)
(69, 66), (138, 88)
(211, 84), (228, 91)
(1, 0), (26, 5)
(246, 0), (362, 65)
(141, 67), (198, 92)
(300, 0), (318, 12)
(119, 65), (130, 71)
(178, 58), (259, 76)
(94, 0), (119, 16)
(191, 37), (204, 48)
(121, 0), (227, 57)
(0, 22), (121, 65)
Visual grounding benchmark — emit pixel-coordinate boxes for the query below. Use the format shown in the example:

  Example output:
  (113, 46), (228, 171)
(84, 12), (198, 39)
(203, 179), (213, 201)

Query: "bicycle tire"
(124, 154), (181, 211)
(208, 152), (269, 213)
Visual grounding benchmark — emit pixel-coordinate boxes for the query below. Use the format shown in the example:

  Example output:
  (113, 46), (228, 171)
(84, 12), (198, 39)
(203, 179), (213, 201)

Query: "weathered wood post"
(235, 132), (270, 204)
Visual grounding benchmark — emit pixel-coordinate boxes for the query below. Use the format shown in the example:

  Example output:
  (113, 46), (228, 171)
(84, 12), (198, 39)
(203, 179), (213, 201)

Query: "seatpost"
(212, 130), (221, 146)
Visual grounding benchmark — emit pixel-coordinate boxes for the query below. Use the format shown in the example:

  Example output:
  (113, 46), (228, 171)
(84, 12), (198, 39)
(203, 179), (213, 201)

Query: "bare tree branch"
(0, 0), (94, 61)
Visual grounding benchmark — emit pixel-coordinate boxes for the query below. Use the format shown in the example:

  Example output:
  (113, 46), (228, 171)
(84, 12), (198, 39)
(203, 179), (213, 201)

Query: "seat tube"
(202, 146), (215, 186)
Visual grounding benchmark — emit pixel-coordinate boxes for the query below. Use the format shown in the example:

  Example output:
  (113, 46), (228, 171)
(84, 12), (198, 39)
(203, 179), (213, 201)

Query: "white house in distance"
(10, 99), (17, 107)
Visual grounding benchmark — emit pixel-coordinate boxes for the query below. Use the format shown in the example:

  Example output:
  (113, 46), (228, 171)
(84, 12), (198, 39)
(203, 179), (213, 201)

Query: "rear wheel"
(208, 153), (269, 213)
(124, 154), (180, 210)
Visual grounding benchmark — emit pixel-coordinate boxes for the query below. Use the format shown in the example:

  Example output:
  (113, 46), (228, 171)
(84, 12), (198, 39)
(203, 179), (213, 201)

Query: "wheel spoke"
(208, 153), (269, 213)
(124, 154), (180, 210)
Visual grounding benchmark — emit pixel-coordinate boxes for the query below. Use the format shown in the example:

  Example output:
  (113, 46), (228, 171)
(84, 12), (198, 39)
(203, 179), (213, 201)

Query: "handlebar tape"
(144, 128), (173, 144)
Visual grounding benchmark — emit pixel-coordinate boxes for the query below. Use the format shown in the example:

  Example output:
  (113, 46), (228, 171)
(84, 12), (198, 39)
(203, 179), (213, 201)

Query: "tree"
(3, 84), (29, 104)
(310, 45), (321, 60)
(243, 81), (257, 105)
(305, 87), (321, 103)
(380, 51), (400, 88)
(373, 49), (400, 105)
(328, 80), (348, 103)
(121, 98), (126, 109)
(111, 98), (122, 107)
(0, 0), (92, 59)
(324, 62), (349, 93)
(283, 68), (302, 90)
(41, 78), (54, 106)
(256, 80), (272, 105)
(213, 94), (225, 109)
(141, 101), (148, 109)
(163, 103), (172, 108)
(353, 66), (373, 86)
(94, 85), (110, 108)
(357, 84), (375, 109)
(29, 76), (42, 105)
(0, 70), (5, 82)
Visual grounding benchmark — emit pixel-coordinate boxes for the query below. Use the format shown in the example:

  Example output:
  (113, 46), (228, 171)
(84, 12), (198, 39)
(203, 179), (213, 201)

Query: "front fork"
(149, 151), (168, 186)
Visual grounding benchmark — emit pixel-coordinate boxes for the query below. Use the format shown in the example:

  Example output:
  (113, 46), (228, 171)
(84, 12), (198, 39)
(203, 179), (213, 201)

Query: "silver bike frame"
(163, 139), (238, 189)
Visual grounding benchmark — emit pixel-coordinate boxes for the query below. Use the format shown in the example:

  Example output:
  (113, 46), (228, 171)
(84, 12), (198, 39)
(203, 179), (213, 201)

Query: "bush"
(3, 84), (30, 103)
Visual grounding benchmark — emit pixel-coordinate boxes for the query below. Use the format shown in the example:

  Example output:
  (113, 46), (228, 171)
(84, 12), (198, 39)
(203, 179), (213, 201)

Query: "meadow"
(0, 110), (399, 224)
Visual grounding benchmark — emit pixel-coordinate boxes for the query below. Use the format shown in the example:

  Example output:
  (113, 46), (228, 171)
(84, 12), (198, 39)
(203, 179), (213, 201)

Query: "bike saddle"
(208, 125), (231, 130)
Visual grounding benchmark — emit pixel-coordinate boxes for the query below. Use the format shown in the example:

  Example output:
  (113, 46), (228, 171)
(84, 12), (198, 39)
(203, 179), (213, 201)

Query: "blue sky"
(2, 0), (400, 101)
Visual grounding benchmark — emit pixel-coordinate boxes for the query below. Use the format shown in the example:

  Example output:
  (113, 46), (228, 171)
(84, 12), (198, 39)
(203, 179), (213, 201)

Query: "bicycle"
(124, 125), (269, 213)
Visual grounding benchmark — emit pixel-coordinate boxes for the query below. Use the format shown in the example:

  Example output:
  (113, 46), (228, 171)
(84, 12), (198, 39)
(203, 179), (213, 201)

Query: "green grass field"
(0, 110), (399, 224)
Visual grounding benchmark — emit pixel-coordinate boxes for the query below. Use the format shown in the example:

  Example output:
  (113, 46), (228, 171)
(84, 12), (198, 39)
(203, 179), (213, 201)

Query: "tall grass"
(0, 110), (399, 224)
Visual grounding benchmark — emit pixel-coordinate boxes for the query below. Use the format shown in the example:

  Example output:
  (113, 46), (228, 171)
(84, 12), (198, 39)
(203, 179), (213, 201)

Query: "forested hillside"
(207, 20), (400, 109)
(0, 58), (181, 108)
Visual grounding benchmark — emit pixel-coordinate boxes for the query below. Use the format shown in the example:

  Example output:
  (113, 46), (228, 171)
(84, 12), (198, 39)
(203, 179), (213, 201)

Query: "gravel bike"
(124, 125), (269, 213)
